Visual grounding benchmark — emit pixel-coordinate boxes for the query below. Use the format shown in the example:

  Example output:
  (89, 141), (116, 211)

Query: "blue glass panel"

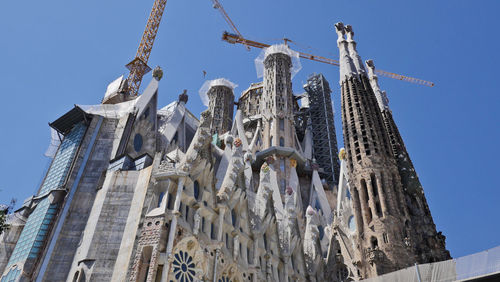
(6, 123), (86, 269)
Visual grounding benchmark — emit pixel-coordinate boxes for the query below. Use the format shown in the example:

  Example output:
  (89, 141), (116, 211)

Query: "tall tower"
(261, 46), (296, 149)
(366, 60), (450, 263)
(258, 45), (300, 193)
(335, 22), (415, 277)
(304, 74), (340, 186)
(202, 79), (236, 136)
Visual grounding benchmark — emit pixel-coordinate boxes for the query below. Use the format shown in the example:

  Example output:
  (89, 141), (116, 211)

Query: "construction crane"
(210, 0), (250, 50)
(125, 0), (168, 96)
(222, 32), (435, 87)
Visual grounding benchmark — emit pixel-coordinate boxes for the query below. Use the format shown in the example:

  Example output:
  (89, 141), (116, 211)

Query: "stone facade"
(0, 24), (449, 282)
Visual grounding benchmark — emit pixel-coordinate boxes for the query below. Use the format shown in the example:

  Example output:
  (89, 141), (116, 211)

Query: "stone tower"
(261, 46), (296, 149)
(335, 22), (416, 277)
(366, 60), (450, 263)
(205, 79), (235, 136)
(260, 45), (299, 194)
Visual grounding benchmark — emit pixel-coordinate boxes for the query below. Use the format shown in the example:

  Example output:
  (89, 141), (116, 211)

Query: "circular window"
(133, 133), (143, 152)
(172, 250), (195, 281)
(348, 216), (356, 233)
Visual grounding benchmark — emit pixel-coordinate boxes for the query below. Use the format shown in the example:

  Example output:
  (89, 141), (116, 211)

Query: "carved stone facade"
(1, 24), (448, 282)
(207, 84), (235, 136)
(331, 22), (450, 280)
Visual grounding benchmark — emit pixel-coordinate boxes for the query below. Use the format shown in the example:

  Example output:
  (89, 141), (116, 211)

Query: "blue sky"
(0, 0), (498, 259)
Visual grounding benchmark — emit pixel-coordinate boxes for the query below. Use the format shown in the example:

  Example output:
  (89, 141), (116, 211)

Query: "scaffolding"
(303, 74), (340, 186)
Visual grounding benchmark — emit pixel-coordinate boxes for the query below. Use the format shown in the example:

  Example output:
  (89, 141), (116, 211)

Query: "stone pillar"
(375, 174), (388, 216)
(365, 177), (378, 219)
(161, 176), (186, 282)
(357, 185), (371, 224)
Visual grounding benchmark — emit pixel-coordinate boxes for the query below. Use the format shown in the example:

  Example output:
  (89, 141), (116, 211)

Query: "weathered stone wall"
(40, 118), (118, 281)
(84, 168), (151, 281)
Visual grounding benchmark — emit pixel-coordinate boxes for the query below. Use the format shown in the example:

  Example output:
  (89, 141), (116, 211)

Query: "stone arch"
(169, 236), (207, 281)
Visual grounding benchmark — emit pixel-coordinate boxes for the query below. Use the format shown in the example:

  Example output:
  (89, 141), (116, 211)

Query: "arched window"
(231, 209), (237, 227)
(193, 181), (200, 200)
(279, 137), (285, 147)
(371, 236), (378, 248)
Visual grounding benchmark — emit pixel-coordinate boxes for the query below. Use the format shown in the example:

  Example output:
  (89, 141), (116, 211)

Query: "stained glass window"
(172, 250), (195, 282)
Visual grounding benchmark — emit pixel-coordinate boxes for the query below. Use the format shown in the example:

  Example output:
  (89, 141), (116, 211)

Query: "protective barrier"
(254, 44), (302, 79)
(198, 78), (237, 107)
(361, 245), (500, 282)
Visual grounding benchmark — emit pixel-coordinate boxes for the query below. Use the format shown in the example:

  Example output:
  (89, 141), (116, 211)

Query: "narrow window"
(361, 179), (369, 201)
(157, 192), (164, 208)
(376, 202), (382, 217)
(194, 181), (200, 200)
(231, 209), (237, 227)
(263, 234), (268, 250)
(371, 236), (378, 248)
(279, 118), (285, 131)
(279, 137), (285, 147)
(210, 222), (215, 239)
(371, 174), (378, 197)
(167, 193), (174, 210)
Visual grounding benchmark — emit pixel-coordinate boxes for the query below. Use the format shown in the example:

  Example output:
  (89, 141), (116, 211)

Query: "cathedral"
(0, 22), (449, 282)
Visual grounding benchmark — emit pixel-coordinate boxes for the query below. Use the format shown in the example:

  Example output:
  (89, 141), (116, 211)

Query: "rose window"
(218, 276), (231, 282)
(172, 250), (195, 282)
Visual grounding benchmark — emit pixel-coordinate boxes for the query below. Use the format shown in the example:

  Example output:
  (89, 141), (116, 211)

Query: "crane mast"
(222, 32), (434, 87)
(126, 0), (168, 96)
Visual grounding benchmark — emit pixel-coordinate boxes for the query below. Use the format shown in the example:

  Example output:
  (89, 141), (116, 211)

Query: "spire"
(345, 25), (366, 74)
(335, 22), (356, 81)
(365, 60), (389, 111)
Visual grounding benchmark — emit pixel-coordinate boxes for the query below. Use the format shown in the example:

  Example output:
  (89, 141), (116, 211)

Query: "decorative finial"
(261, 163), (270, 174)
(153, 66), (163, 80)
(178, 89), (189, 104)
(306, 206), (316, 216)
(334, 22), (345, 41)
(233, 138), (242, 147)
(339, 148), (346, 160)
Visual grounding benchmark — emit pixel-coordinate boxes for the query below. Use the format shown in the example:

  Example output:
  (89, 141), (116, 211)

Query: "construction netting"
(254, 44), (302, 79)
(77, 99), (137, 119)
(198, 78), (237, 106)
(44, 128), (61, 158)
(361, 245), (500, 282)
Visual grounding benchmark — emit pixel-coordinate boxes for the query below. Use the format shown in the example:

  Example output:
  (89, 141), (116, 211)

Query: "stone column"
(365, 177), (378, 218)
(161, 176), (186, 282)
(357, 182), (371, 224)
(375, 174), (388, 216)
